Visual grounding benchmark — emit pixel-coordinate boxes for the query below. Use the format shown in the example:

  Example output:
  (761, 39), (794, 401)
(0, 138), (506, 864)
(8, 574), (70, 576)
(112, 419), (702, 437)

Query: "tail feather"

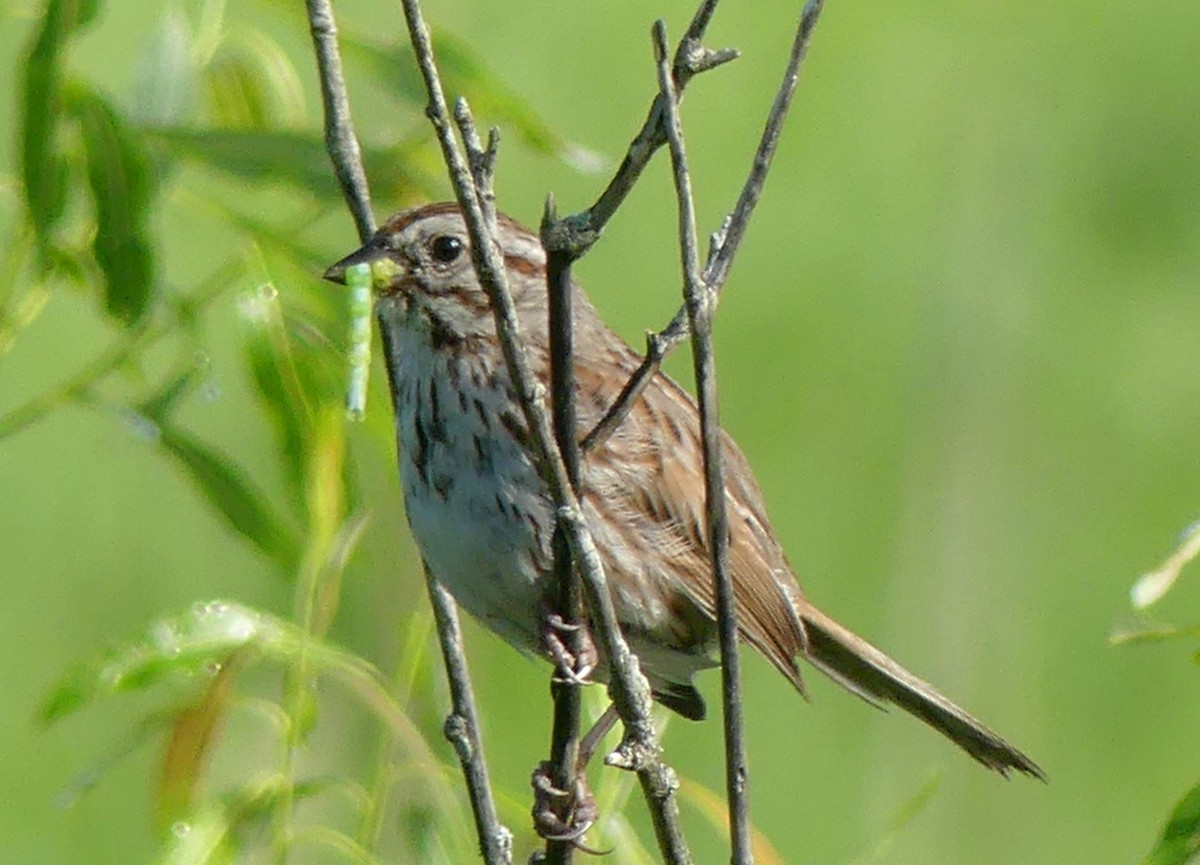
(798, 606), (1045, 780)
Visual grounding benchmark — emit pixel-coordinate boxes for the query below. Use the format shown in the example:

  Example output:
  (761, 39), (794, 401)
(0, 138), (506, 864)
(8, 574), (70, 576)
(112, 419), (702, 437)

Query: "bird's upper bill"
(322, 241), (393, 285)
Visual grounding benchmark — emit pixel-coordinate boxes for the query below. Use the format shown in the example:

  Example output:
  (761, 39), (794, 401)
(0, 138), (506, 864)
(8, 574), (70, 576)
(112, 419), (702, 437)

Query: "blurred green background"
(4, 0), (1200, 862)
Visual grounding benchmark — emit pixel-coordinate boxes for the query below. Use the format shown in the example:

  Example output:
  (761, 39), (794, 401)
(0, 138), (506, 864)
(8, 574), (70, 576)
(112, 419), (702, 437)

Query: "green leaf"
(133, 5), (196, 126)
(155, 778), (352, 865)
(1108, 616), (1200, 647)
(66, 83), (158, 324)
(156, 800), (236, 865)
(234, 270), (361, 510)
(19, 0), (102, 247)
(136, 361), (209, 425)
(287, 827), (389, 865)
(846, 772), (943, 865)
(157, 663), (237, 830)
(201, 29), (306, 129)
(141, 127), (440, 201)
(1131, 520), (1200, 610)
(157, 426), (299, 574)
(343, 31), (601, 170)
(43, 602), (437, 758)
(1145, 778), (1200, 865)
(39, 602), (274, 725)
(240, 284), (310, 501)
(884, 771), (942, 834)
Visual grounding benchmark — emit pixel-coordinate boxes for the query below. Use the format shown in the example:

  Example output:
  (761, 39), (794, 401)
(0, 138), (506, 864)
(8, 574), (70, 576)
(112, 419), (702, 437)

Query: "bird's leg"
(531, 705), (620, 853)
(576, 704), (620, 773)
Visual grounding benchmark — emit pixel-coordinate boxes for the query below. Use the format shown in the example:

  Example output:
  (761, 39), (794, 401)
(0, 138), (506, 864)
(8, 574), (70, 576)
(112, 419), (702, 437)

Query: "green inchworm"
(344, 262), (373, 420)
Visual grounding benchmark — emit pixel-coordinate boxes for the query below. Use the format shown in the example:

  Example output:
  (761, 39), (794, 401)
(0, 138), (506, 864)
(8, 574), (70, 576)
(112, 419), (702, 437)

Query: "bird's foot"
(541, 610), (598, 686)
(531, 762), (605, 853)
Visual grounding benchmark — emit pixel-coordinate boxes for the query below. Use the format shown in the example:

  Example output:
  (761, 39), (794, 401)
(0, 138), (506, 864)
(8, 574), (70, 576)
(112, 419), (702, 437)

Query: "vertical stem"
(544, 224), (586, 863)
(694, 295), (753, 865)
(426, 570), (514, 865)
(305, 0), (374, 242)
(653, 20), (753, 865)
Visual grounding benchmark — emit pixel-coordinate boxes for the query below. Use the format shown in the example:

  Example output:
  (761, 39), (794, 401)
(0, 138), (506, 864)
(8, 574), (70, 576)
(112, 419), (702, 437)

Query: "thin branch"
(305, 0), (375, 242)
(530, 6), (741, 835)
(705, 0), (826, 290)
(583, 0), (827, 455)
(542, 193), (587, 865)
(426, 569), (515, 865)
(397, 1), (691, 862)
(305, 5), (511, 863)
(540, 0), (738, 265)
(452, 101), (499, 230)
(451, 101), (583, 863)
(654, 20), (752, 865)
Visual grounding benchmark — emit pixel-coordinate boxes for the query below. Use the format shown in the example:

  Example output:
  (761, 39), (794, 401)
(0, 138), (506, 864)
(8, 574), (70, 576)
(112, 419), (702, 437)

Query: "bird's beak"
(323, 242), (388, 285)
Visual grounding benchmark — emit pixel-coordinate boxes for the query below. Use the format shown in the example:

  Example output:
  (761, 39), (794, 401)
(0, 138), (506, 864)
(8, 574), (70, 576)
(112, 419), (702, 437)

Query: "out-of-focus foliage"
(1115, 532), (1200, 865)
(1129, 522), (1200, 611)
(2, 0), (599, 861)
(1141, 779), (1200, 865)
(3, 0), (1200, 864)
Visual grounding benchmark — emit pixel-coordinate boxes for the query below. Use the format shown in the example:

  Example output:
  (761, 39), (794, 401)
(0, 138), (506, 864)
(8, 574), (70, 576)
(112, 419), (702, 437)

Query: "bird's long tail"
(797, 605), (1045, 779)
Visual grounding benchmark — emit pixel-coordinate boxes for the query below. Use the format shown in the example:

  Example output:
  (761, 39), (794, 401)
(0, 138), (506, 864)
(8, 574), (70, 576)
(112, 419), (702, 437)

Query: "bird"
(324, 202), (1045, 784)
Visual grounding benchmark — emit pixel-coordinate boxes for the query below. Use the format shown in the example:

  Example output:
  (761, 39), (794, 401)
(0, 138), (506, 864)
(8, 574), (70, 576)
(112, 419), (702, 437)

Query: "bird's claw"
(541, 607), (599, 686)
(531, 762), (605, 853)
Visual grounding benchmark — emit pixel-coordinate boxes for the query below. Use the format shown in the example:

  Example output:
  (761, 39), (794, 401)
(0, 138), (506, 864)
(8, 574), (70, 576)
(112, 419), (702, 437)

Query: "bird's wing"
(580, 357), (809, 695)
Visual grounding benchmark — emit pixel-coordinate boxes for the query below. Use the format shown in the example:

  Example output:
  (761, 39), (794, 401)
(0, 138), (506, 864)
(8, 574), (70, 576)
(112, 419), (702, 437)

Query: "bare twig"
(584, 0), (827, 455)
(654, 20), (753, 865)
(305, 5), (511, 863)
(452, 101), (500, 230)
(540, 0), (737, 266)
(542, 194), (588, 865)
(397, 0), (567, 522)
(705, 0), (826, 289)
(305, 0), (374, 242)
(426, 569), (515, 865)
(397, 1), (691, 862)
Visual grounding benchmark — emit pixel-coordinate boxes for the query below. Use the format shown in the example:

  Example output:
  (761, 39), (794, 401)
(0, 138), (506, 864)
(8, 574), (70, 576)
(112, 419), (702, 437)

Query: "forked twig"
(540, 1), (738, 265)
(584, 0), (828, 455)
(535, 7), (738, 858)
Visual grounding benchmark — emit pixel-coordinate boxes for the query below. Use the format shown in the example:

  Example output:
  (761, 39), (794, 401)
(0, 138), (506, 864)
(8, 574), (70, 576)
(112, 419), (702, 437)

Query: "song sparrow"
(325, 202), (1043, 780)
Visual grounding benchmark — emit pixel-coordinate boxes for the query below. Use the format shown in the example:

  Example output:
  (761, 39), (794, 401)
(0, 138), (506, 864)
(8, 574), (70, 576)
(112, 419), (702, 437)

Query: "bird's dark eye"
(430, 235), (464, 263)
